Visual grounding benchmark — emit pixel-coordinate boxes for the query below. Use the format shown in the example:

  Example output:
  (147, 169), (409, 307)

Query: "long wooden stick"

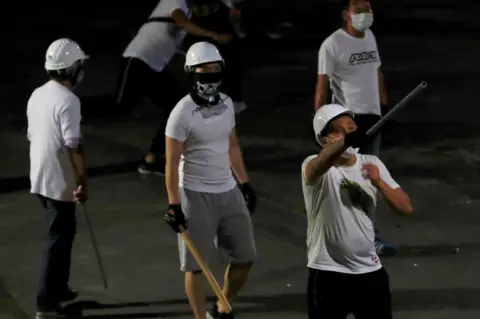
(179, 226), (232, 313)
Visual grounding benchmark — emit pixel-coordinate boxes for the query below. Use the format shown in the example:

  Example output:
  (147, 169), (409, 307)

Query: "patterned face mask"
(193, 72), (222, 97)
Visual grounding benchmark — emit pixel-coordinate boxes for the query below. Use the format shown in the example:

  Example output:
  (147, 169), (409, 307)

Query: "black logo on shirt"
(349, 51), (378, 66)
(340, 178), (374, 215)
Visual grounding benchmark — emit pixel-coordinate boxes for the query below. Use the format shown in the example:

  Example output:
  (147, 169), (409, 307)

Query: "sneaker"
(375, 237), (398, 256)
(36, 310), (67, 319)
(233, 101), (248, 114)
(207, 303), (235, 319)
(36, 304), (82, 319)
(137, 158), (165, 176)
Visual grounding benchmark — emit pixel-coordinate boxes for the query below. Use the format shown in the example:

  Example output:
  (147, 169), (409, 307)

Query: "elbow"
(166, 157), (180, 169)
(397, 198), (413, 216)
(304, 171), (318, 184)
(165, 152), (180, 172)
(229, 142), (241, 156)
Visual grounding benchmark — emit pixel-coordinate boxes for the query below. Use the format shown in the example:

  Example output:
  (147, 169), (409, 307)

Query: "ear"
(342, 9), (350, 22)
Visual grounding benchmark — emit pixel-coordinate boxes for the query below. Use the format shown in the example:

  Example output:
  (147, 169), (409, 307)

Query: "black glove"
(164, 204), (187, 233)
(239, 182), (257, 214)
(344, 130), (369, 148)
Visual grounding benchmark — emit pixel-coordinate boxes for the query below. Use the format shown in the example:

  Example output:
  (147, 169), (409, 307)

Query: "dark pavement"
(2, 2), (480, 318)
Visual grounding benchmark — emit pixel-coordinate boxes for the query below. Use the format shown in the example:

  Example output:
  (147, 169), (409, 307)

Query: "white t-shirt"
(165, 93), (237, 193)
(318, 28), (381, 115)
(27, 80), (82, 202)
(123, 0), (190, 72)
(301, 153), (400, 274)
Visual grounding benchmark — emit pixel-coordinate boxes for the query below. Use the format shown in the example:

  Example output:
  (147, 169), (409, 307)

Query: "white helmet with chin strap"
(45, 38), (89, 71)
(184, 41), (224, 72)
(313, 104), (359, 158)
(185, 42), (224, 100)
(44, 38), (89, 86)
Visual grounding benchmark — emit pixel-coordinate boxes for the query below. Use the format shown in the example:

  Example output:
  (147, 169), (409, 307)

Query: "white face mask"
(323, 137), (359, 159)
(351, 12), (374, 31)
(341, 147), (359, 158)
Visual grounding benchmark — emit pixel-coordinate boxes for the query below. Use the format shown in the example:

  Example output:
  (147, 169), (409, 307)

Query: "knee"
(185, 270), (204, 278)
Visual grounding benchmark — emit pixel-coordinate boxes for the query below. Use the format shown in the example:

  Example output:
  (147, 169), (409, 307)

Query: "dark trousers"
(114, 56), (188, 156)
(36, 196), (76, 311)
(307, 267), (392, 319)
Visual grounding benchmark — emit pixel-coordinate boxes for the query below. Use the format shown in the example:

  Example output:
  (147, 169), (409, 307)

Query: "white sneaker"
(36, 311), (67, 319)
(233, 101), (248, 114)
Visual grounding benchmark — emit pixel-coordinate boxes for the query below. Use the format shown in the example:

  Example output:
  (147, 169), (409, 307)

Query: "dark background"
(5, 0), (480, 140)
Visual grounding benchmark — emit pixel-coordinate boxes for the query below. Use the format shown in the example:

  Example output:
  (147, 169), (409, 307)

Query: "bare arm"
(60, 100), (86, 189)
(229, 128), (249, 183)
(166, 137), (184, 204)
(378, 70), (389, 105)
(374, 180), (412, 215)
(171, 9), (217, 39)
(68, 145), (86, 187)
(304, 138), (347, 183)
(315, 74), (330, 111)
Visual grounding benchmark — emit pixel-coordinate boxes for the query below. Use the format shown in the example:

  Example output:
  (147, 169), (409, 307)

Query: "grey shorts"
(178, 187), (257, 272)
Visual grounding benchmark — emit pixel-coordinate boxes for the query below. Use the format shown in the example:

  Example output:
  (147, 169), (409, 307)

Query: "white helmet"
(184, 42), (224, 72)
(313, 104), (354, 142)
(45, 38), (89, 71)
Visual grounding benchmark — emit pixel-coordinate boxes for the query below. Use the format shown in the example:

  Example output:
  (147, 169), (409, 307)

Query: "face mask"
(324, 136), (359, 159)
(69, 65), (84, 88)
(193, 72), (222, 97)
(341, 147), (359, 158)
(351, 12), (374, 31)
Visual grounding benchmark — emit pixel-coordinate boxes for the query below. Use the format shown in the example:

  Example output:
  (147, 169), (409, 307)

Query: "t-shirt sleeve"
(302, 155), (322, 185)
(374, 157), (400, 189)
(368, 30), (382, 68)
(165, 105), (188, 142)
(59, 97), (82, 144)
(317, 39), (335, 76)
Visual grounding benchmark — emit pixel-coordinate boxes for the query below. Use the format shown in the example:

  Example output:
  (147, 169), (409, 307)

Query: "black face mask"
(192, 72), (222, 96)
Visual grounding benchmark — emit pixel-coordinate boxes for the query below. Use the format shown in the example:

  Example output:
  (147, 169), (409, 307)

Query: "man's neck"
(190, 91), (220, 106)
(344, 26), (365, 39)
(55, 79), (73, 90)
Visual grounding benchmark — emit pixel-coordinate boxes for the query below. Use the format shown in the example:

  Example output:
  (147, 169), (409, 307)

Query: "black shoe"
(137, 158), (165, 176)
(207, 303), (235, 319)
(57, 289), (78, 303)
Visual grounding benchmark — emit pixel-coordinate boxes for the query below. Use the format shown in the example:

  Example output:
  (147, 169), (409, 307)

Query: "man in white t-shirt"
(27, 38), (89, 319)
(315, 0), (394, 255)
(302, 104), (413, 318)
(116, 0), (234, 176)
(164, 42), (256, 319)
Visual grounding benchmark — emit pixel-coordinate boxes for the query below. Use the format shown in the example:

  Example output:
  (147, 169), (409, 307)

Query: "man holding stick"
(163, 41), (257, 319)
(315, 0), (395, 255)
(28, 38), (88, 319)
(302, 104), (413, 318)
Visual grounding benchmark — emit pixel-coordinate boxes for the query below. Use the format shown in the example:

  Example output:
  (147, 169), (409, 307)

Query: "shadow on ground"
(64, 287), (480, 319)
